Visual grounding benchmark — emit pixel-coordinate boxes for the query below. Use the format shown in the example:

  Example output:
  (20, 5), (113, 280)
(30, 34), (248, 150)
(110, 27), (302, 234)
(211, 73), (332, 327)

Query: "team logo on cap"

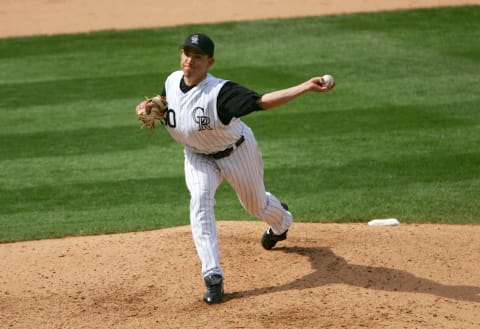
(191, 35), (199, 45)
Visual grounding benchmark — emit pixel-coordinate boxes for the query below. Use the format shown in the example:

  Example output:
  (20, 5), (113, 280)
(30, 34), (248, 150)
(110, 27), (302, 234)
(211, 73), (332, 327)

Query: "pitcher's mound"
(1, 221), (479, 328)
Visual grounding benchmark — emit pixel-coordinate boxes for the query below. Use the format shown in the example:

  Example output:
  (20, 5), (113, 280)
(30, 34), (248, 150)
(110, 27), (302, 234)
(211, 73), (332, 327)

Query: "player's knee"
(190, 191), (215, 212)
(243, 201), (267, 219)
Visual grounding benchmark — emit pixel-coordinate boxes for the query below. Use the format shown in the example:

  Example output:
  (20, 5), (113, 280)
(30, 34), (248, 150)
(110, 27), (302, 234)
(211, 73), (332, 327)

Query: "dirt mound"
(1, 222), (479, 328)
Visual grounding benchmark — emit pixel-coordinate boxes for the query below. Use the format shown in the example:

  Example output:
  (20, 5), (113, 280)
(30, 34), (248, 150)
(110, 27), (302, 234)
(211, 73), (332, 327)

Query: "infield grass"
(0, 6), (479, 242)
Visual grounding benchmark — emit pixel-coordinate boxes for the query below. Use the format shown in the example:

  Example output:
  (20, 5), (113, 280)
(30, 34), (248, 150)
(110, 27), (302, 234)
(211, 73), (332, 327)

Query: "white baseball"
(322, 74), (334, 87)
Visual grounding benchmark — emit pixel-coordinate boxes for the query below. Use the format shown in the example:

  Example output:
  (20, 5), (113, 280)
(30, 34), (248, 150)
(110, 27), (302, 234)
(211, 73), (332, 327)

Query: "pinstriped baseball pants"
(184, 127), (292, 278)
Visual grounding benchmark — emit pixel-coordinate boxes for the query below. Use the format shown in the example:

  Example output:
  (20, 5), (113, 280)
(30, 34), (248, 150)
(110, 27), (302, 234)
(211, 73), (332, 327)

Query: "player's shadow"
(225, 246), (480, 303)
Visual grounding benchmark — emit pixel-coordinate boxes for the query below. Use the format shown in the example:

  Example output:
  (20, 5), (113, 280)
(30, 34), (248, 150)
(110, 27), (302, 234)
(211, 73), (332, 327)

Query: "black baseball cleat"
(261, 227), (288, 250)
(261, 202), (290, 250)
(280, 202), (289, 211)
(203, 274), (224, 304)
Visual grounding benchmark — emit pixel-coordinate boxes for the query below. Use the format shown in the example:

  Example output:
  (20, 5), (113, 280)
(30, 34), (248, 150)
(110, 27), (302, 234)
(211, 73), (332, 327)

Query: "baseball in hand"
(322, 74), (334, 88)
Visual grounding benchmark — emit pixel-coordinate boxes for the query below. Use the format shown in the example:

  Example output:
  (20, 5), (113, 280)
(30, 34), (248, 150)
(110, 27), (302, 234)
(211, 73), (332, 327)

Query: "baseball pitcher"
(137, 33), (335, 304)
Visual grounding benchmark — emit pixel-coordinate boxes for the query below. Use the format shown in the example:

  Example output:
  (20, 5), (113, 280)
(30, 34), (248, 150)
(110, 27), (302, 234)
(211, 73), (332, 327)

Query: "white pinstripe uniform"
(164, 70), (292, 278)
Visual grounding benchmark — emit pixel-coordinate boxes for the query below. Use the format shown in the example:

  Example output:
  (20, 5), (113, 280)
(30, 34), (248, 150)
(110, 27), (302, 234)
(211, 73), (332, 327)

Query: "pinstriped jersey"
(164, 71), (245, 154)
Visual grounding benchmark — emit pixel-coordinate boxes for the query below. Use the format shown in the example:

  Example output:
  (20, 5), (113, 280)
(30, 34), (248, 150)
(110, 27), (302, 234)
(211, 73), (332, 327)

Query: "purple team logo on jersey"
(192, 107), (212, 131)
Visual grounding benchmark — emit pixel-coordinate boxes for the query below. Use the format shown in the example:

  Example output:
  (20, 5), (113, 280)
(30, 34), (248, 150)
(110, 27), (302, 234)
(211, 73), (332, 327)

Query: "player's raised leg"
(218, 129), (292, 238)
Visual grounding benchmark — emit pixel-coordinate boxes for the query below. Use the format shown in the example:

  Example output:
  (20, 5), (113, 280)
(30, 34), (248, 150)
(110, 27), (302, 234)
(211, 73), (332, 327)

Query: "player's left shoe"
(203, 274), (224, 304)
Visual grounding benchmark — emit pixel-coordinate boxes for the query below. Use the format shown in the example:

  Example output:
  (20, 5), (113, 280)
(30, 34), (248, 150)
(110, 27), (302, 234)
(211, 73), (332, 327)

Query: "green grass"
(0, 6), (479, 242)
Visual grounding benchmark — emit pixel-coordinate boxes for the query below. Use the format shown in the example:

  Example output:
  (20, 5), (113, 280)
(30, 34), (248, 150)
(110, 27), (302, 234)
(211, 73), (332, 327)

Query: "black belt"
(210, 136), (245, 159)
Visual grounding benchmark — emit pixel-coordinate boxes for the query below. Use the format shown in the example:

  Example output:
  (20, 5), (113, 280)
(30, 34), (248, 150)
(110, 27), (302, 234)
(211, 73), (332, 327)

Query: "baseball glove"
(135, 95), (166, 132)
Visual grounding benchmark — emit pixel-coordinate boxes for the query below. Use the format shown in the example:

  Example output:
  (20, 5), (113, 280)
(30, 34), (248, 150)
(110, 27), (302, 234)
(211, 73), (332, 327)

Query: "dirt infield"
(1, 1), (479, 328)
(1, 0), (479, 38)
(1, 223), (479, 328)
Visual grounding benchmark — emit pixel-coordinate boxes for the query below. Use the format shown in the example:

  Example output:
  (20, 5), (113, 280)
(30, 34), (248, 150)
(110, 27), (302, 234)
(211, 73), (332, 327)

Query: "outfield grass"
(0, 6), (479, 242)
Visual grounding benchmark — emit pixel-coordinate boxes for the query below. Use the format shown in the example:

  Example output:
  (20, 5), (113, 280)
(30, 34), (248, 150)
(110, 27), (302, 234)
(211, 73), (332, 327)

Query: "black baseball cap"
(181, 33), (214, 57)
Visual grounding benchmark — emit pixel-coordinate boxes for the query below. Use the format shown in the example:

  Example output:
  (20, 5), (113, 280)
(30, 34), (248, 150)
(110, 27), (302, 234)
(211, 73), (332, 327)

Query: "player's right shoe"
(261, 227), (288, 250)
(261, 202), (289, 250)
(203, 274), (224, 304)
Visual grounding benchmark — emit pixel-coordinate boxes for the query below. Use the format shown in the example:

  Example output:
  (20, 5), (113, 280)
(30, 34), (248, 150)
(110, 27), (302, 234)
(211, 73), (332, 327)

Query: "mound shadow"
(225, 246), (480, 303)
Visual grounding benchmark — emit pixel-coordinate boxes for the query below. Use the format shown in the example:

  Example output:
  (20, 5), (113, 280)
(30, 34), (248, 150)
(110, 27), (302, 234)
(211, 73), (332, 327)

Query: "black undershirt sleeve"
(217, 81), (264, 125)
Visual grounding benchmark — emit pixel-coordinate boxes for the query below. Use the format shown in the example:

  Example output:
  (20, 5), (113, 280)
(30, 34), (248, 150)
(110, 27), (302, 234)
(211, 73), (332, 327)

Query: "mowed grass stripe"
(0, 6), (478, 242)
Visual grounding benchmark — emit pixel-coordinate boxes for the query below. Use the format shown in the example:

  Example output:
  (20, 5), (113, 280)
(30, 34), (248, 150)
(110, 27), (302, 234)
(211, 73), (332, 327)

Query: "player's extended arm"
(258, 76), (334, 110)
